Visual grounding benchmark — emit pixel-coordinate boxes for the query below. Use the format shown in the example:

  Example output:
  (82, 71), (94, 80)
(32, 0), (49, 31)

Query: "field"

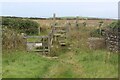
(2, 19), (118, 78)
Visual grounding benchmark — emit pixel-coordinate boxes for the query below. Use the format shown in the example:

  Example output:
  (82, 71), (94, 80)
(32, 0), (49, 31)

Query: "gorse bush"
(107, 21), (120, 32)
(2, 18), (39, 35)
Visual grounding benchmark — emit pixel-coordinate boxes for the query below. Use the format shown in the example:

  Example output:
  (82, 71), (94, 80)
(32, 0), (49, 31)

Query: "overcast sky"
(0, 0), (119, 19)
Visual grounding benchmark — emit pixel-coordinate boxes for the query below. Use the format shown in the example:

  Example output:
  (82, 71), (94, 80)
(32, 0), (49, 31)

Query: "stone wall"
(88, 37), (106, 50)
(88, 27), (120, 53)
(105, 27), (120, 53)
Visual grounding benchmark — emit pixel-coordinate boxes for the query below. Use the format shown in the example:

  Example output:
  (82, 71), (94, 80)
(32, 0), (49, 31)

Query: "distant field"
(34, 19), (114, 28)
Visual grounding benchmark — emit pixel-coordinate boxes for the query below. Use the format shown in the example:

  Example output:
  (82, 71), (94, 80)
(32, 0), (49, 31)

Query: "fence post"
(38, 26), (41, 35)
(75, 16), (79, 30)
(53, 13), (56, 26)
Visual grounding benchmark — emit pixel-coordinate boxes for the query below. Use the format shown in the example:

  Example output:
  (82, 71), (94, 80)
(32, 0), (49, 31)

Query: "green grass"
(2, 49), (118, 78)
(75, 50), (118, 78)
(2, 51), (57, 78)
(27, 38), (40, 42)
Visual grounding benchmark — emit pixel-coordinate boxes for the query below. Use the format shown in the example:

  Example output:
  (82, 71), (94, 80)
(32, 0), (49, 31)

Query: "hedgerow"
(2, 18), (39, 35)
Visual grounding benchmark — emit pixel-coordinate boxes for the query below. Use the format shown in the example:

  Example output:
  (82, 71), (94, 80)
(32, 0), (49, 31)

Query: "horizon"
(1, 15), (117, 20)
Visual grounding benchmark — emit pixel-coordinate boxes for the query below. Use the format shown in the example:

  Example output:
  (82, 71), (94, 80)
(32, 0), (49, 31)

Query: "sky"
(0, 0), (119, 19)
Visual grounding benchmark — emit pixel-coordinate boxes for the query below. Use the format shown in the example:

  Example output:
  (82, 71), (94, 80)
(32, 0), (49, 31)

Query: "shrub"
(2, 18), (39, 35)
(2, 28), (26, 51)
(90, 29), (103, 37)
(107, 21), (120, 32)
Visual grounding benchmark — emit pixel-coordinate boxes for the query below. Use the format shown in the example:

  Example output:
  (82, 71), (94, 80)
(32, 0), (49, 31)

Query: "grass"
(2, 51), (57, 78)
(27, 38), (40, 42)
(75, 50), (118, 78)
(2, 49), (118, 78)
(2, 21), (118, 78)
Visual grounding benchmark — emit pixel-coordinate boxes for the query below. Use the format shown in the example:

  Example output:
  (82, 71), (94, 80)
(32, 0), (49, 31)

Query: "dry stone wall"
(105, 27), (120, 53)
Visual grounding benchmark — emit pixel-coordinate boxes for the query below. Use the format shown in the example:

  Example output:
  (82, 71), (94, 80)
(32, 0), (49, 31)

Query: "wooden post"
(53, 13), (56, 20)
(75, 16), (79, 29)
(85, 18), (88, 27)
(48, 36), (51, 54)
(66, 21), (70, 38)
(42, 37), (45, 54)
(38, 26), (41, 35)
(51, 13), (56, 31)
(53, 13), (56, 26)
(99, 21), (103, 36)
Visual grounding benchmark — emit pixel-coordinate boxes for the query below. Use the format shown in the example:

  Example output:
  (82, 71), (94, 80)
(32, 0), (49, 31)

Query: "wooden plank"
(26, 36), (48, 38)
